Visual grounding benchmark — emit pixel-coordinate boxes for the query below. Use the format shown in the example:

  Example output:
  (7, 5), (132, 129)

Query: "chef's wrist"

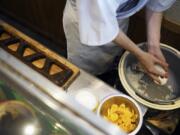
(133, 48), (145, 60)
(148, 41), (160, 50)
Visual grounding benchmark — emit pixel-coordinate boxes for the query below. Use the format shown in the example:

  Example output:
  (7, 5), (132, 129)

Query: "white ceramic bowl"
(97, 94), (143, 135)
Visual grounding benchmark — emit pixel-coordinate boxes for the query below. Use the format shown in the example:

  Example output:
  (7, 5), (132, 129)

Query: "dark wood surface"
(0, 0), (67, 53)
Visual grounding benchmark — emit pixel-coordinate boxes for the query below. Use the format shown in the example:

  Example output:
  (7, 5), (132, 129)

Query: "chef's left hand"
(148, 44), (169, 74)
(148, 45), (167, 65)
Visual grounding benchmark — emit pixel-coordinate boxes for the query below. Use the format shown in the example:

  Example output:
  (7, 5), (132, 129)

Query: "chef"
(63, 0), (176, 82)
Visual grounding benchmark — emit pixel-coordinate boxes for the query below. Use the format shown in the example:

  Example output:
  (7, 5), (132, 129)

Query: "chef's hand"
(137, 51), (168, 83)
(148, 45), (166, 63)
(148, 44), (169, 76)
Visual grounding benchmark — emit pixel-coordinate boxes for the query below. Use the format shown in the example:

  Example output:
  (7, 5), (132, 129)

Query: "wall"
(128, 9), (180, 51)
(0, 0), (67, 55)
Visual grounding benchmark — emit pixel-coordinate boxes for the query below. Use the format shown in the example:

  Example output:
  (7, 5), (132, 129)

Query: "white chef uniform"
(63, 0), (176, 75)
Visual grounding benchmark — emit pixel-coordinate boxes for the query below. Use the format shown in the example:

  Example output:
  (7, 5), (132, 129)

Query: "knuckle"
(148, 68), (154, 73)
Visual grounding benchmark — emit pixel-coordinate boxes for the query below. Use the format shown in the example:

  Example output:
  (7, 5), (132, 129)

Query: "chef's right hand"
(137, 51), (168, 82)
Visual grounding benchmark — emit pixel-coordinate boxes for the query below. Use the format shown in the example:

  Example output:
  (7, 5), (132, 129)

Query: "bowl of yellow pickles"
(97, 94), (143, 135)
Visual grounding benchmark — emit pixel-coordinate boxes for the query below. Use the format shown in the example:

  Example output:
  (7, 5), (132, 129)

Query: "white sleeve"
(76, 0), (119, 46)
(146, 0), (176, 12)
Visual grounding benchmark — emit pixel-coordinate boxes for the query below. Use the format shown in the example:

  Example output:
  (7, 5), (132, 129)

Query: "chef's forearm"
(146, 8), (163, 48)
(113, 30), (144, 58)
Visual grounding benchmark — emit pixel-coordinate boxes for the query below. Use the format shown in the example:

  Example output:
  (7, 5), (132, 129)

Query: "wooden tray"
(0, 20), (80, 89)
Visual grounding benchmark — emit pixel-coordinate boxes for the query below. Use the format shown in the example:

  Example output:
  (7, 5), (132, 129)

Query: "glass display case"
(0, 20), (128, 135)
(0, 81), (70, 135)
(0, 41), (126, 135)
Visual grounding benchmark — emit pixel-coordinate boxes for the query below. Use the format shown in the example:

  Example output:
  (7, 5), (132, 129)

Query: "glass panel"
(0, 81), (70, 135)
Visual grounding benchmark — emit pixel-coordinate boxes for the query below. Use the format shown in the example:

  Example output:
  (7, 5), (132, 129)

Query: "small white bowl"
(97, 94), (143, 135)
(75, 90), (98, 111)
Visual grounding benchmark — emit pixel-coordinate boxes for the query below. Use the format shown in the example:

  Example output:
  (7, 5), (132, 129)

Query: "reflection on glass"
(0, 81), (70, 135)
(23, 121), (41, 135)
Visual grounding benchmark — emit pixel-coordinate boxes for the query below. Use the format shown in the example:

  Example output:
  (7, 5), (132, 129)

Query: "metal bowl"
(118, 43), (180, 110)
(97, 94), (143, 135)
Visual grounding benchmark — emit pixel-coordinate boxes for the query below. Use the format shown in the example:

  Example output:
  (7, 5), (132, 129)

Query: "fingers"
(148, 66), (168, 78)
(148, 67), (165, 77)
(154, 57), (169, 71)
(158, 55), (166, 63)
(138, 52), (169, 78)
(148, 48), (168, 71)
(148, 72), (168, 85)
(148, 45), (166, 62)
(153, 58), (169, 78)
(148, 73), (161, 84)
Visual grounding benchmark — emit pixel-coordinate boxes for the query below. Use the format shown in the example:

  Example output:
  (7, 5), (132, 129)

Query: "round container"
(97, 94), (143, 135)
(118, 43), (180, 110)
(75, 90), (98, 111)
